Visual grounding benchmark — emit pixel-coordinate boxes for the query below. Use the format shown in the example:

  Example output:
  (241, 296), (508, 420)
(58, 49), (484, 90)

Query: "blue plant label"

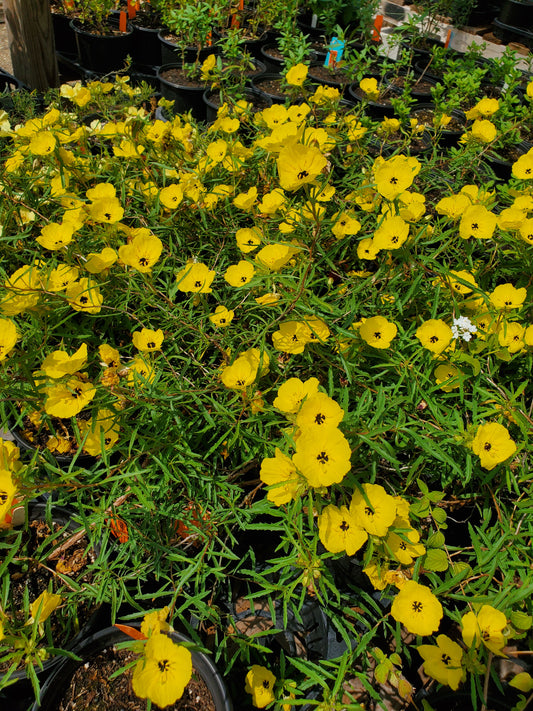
(325, 37), (345, 67)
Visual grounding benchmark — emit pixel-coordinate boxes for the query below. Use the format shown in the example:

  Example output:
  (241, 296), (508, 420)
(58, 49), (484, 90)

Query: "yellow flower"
(434, 363), (462, 391)
(273, 377), (320, 414)
(373, 215), (410, 250)
(350, 483), (397, 538)
(512, 150), (533, 179)
(415, 319), (453, 354)
(0, 441), (21, 471)
(489, 283), (527, 310)
(386, 527), (426, 565)
(176, 261), (215, 293)
(224, 260), (255, 287)
(359, 316), (397, 349)
(220, 353), (258, 390)
(159, 184), (184, 210)
(446, 270), (477, 295)
(357, 237), (380, 260)
(99, 344), (121, 368)
(200, 53), (216, 80)
(30, 131), (56, 155)
(359, 77), (380, 100)
(66, 278), (103, 314)
(255, 243), (299, 271)
(277, 142), (328, 192)
(417, 635), (465, 690)
(461, 605), (507, 655)
(0, 318), (18, 362)
(132, 633), (192, 708)
(28, 590), (62, 625)
(80, 410), (120, 456)
(295, 392), (344, 431)
(260, 448), (301, 506)
(233, 186), (258, 211)
(470, 119), (497, 143)
(44, 376), (96, 418)
(88, 197), (124, 224)
(459, 204), (497, 240)
(498, 321), (525, 353)
(285, 63), (308, 87)
(257, 189), (286, 215)
(245, 665), (276, 708)
(236, 227), (262, 253)
(466, 97), (499, 119)
(519, 218), (533, 245)
(209, 305), (234, 327)
(118, 230), (162, 273)
(331, 212), (361, 238)
(319, 504), (368, 556)
(45, 264), (79, 292)
(127, 355), (156, 387)
(293, 426), (351, 487)
(36, 222), (74, 250)
(0, 469), (16, 526)
(85, 247), (118, 274)
(374, 155), (421, 201)
(272, 321), (310, 354)
(471, 422), (516, 470)
(132, 328), (164, 352)
(41, 343), (88, 379)
(141, 607), (171, 638)
(390, 580), (443, 636)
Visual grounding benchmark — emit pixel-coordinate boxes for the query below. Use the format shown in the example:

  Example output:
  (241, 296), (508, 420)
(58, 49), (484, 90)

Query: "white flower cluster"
(451, 316), (477, 342)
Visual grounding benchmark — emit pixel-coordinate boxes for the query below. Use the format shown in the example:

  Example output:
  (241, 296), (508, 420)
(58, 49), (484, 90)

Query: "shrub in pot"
(32, 612), (233, 711)
(0, 500), (102, 708)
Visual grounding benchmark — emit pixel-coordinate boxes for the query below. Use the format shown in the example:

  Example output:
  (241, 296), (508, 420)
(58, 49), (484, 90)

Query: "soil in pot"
(56, 646), (216, 711)
(6, 516), (97, 648)
(308, 64), (351, 91)
(252, 74), (287, 102)
(158, 65), (209, 121)
(11, 410), (97, 464)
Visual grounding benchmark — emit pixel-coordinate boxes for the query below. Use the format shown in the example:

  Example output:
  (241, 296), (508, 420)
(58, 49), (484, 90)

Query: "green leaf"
(423, 548), (449, 572)
(426, 531), (446, 548)
(510, 611), (533, 631)
(432, 507), (447, 525)
(410, 500), (430, 518)
(427, 490), (445, 503)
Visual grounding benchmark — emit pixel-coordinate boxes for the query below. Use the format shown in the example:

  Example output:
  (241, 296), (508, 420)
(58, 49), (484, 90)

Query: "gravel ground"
(0, 16), (13, 75)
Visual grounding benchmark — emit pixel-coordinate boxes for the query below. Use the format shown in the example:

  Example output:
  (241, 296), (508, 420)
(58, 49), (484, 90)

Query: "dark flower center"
(158, 659), (170, 672)
(412, 601), (423, 612)
(316, 451), (328, 463)
(441, 653), (451, 665)
(297, 170), (309, 180)
(194, 280), (202, 287)
(484, 442), (491, 451)
(139, 257), (149, 266)
(429, 335), (438, 343)
(262, 680), (270, 689)
(340, 520), (349, 531)
(314, 413), (326, 425)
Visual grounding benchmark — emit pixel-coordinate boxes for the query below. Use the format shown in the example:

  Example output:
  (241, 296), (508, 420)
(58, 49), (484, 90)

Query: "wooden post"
(4, 0), (59, 90)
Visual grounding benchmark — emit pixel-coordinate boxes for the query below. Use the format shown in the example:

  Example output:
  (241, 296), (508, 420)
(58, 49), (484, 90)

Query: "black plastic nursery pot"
(32, 627), (233, 711)
(51, 12), (78, 56)
(71, 17), (134, 75)
(0, 502), (103, 711)
(158, 64), (209, 122)
(131, 23), (163, 68)
(9, 424), (97, 470)
(498, 0), (533, 27)
(251, 73), (288, 104)
(158, 32), (215, 68)
(203, 87), (272, 124)
(410, 689), (514, 711)
(410, 103), (466, 148)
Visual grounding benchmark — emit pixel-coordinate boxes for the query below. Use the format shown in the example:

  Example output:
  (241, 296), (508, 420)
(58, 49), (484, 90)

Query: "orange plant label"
(127, 0), (137, 19)
(119, 11), (128, 32)
(372, 15), (383, 42)
(108, 514), (129, 543)
(114, 624), (146, 640)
